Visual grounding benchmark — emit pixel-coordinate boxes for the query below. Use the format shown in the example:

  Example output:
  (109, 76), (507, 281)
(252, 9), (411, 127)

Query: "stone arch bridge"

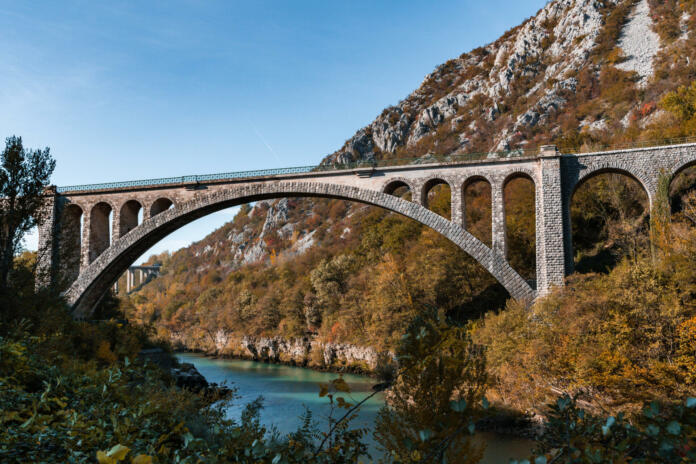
(35, 142), (696, 318)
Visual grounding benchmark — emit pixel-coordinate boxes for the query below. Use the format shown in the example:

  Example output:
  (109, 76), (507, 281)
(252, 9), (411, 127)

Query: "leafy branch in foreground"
(511, 395), (696, 464)
(374, 307), (488, 464)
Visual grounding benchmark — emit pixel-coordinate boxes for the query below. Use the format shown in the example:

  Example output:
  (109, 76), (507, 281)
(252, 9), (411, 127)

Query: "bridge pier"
(126, 268), (133, 293)
(491, 179), (507, 257)
(80, 209), (92, 270)
(122, 265), (160, 294)
(451, 186), (464, 226)
(535, 146), (567, 295)
(35, 187), (58, 290)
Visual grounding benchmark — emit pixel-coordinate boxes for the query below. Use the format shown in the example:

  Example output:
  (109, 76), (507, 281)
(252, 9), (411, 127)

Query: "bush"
(474, 221), (696, 416)
(0, 314), (369, 463)
(514, 395), (696, 463)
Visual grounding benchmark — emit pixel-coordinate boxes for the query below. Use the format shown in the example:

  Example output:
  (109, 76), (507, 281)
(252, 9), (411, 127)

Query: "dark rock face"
(171, 362), (209, 392)
(138, 348), (229, 396)
(171, 362), (232, 397)
(138, 347), (175, 369)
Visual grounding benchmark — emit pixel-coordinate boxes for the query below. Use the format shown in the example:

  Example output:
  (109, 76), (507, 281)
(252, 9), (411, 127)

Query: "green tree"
(0, 136), (55, 294)
(310, 254), (353, 314)
(374, 308), (487, 463)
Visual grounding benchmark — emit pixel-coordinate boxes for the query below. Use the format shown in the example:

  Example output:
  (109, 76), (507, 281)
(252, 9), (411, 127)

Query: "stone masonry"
(35, 142), (696, 317)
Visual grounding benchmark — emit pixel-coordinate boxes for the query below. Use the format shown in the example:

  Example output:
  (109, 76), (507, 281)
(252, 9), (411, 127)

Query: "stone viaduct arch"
(34, 142), (696, 318)
(62, 182), (535, 318)
(462, 175), (493, 243)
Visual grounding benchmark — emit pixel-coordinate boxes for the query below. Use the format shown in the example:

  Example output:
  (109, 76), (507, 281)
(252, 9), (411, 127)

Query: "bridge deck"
(56, 150), (535, 194)
(56, 137), (696, 195)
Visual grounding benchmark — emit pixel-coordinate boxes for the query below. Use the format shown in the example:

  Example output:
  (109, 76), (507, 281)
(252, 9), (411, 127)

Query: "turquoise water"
(177, 353), (533, 462)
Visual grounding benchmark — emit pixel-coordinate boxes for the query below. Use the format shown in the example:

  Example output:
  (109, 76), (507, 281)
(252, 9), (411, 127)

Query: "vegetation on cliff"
(121, 0), (696, 364)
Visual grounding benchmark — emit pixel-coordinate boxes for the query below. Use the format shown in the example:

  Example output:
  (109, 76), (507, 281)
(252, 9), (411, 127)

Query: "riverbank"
(175, 346), (380, 377)
(167, 331), (545, 438)
(169, 331), (385, 376)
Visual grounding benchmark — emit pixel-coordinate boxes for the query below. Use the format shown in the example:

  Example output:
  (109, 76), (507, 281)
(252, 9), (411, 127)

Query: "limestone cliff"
(325, 0), (675, 161)
(169, 330), (381, 374)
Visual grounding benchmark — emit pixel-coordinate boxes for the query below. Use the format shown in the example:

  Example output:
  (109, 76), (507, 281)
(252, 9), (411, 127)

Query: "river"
(177, 353), (534, 462)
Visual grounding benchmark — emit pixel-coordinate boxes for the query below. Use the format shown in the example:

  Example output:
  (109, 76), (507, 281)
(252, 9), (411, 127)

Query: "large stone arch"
(149, 197), (175, 217)
(462, 175), (492, 241)
(668, 158), (696, 186)
(564, 164), (652, 274)
(65, 182), (536, 318)
(420, 177), (452, 204)
(502, 168), (538, 188)
(88, 201), (114, 264)
(118, 199), (143, 237)
(655, 144), (696, 182)
(573, 167), (653, 204)
(419, 177), (453, 221)
(667, 158), (696, 214)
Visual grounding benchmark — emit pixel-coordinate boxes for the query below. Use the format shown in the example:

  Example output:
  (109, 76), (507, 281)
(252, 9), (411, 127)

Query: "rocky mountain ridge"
(128, 0), (696, 355)
(326, 0), (671, 163)
(179, 0), (694, 270)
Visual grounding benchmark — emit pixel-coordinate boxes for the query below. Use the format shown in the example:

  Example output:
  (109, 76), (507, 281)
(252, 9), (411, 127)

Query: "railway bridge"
(36, 142), (696, 318)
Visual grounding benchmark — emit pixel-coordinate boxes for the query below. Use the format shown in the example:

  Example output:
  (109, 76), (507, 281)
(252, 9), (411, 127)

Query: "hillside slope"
(121, 0), (696, 360)
(326, 0), (694, 163)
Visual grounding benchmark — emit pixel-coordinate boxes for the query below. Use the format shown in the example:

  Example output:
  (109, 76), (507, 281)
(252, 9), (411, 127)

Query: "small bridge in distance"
(35, 141), (696, 318)
(113, 264), (162, 294)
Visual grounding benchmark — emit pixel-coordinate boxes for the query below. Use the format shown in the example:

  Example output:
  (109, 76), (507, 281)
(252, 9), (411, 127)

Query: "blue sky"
(2, 0), (547, 261)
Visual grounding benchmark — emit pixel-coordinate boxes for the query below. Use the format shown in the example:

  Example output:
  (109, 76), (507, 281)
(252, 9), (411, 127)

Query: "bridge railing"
(56, 167), (321, 193)
(56, 149), (535, 193)
(56, 136), (696, 193)
(559, 135), (696, 155)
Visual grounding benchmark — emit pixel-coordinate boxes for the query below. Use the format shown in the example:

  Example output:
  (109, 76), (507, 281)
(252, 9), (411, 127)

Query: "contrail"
(253, 126), (281, 164)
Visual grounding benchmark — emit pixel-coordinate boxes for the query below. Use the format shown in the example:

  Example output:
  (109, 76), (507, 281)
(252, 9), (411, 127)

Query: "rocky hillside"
(121, 0), (696, 360)
(326, 0), (694, 163)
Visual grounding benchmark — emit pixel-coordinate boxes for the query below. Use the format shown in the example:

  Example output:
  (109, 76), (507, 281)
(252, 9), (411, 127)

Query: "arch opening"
(504, 174), (536, 280)
(57, 203), (83, 289)
(384, 180), (412, 201)
(89, 202), (113, 264)
(571, 171), (650, 274)
(463, 177), (492, 247)
(127, 203), (513, 339)
(119, 200), (143, 237)
(669, 164), (696, 219)
(66, 184), (535, 317)
(422, 178), (451, 220)
(150, 198), (173, 217)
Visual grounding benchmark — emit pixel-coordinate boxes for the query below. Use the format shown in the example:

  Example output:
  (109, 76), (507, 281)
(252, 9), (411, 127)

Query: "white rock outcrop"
(320, 0), (625, 159)
(615, 0), (661, 87)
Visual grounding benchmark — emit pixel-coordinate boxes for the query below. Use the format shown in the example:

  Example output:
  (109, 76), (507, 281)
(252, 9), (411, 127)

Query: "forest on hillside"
(121, 1), (696, 353)
(121, 79), (695, 355)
